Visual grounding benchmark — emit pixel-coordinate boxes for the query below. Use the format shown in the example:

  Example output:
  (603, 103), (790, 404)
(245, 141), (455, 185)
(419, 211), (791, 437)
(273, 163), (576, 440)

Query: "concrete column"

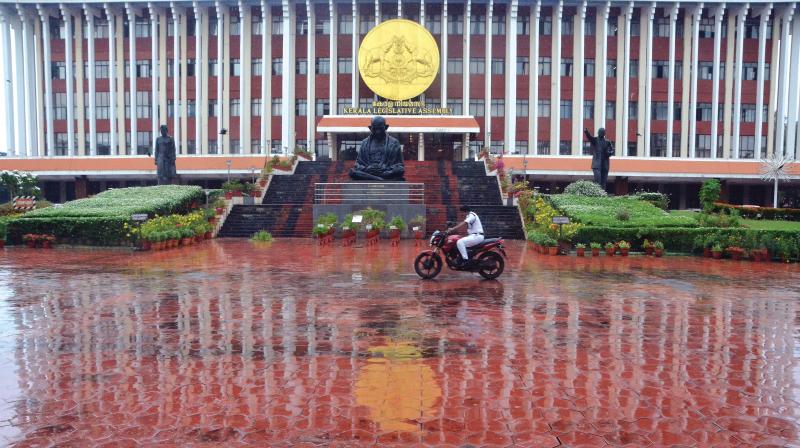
(194, 3), (202, 153)
(666, 3), (679, 157)
(1, 11), (15, 155)
(174, 7), (183, 153)
(550, 0), (563, 154)
(281, 0), (295, 154)
(732, 5), (748, 158)
(351, 0), (358, 107)
(115, 14), (125, 154)
(104, 6), (118, 155)
(529, 2), (539, 153)
(775, 8), (793, 157)
(441, 0), (448, 107)
(754, 6), (772, 159)
(62, 6), (75, 156)
(261, 2), (270, 154)
(615, 5), (627, 152)
(215, 2), (222, 150)
(642, 4), (655, 156)
(329, 0), (337, 119)
(722, 11), (735, 157)
(688, 5), (702, 158)
(621, 2), (632, 156)
(33, 18), (44, 156)
(484, 0), (493, 148)
(127, 5), (137, 155)
(463, 0), (470, 115)
(180, 9), (188, 153)
(505, 0), (518, 153)
(572, 1), (586, 155)
(766, 12), (781, 156)
(680, 12), (691, 157)
(240, 1), (251, 154)
(74, 9), (85, 155)
(418, 132), (424, 161)
(159, 10), (166, 136)
(18, 8), (36, 155)
(150, 5), (158, 146)
(86, 7), (97, 156)
(595, 2), (610, 127)
(305, 0), (314, 155)
(786, 14), (800, 158)
(710, 5), (724, 159)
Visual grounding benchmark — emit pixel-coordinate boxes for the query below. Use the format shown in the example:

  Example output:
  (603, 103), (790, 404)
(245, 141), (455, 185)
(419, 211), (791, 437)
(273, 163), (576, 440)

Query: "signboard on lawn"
(13, 196), (36, 211)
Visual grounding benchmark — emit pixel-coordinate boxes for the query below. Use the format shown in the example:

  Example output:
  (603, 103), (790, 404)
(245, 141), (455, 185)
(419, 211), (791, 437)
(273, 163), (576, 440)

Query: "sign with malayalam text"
(552, 216), (570, 224)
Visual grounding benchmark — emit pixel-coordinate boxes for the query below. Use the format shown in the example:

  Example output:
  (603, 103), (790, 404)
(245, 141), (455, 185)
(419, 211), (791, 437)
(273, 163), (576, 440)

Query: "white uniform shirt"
(465, 212), (484, 235)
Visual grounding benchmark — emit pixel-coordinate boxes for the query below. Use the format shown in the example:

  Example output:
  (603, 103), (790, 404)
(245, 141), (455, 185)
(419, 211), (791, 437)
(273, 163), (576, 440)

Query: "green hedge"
(714, 203), (800, 221)
(573, 226), (800, 253)
(9, 185), (204, 246)
(548, 194), (695, 228)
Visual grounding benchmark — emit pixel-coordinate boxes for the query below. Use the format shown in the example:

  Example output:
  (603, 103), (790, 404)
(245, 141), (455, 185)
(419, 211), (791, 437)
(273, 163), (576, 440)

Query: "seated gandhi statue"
(349, 116), (406, 181)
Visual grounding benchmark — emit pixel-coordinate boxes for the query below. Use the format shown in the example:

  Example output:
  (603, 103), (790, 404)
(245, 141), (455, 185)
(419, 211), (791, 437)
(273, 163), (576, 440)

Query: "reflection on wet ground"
(0, 240), (799, 446)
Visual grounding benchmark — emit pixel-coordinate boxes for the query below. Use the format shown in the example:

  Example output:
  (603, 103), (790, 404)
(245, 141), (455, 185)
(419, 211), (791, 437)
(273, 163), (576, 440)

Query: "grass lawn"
(549, 195), (697, 228)
(669, 210), (800, 231)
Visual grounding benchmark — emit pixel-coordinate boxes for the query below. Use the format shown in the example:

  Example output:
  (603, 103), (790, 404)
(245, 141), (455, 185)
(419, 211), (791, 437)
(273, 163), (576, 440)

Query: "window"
(491, 14), (505, 34)
(230, 139), (241, 154)
(425, 14), (441, 34)
(655, 17), (671, 37)
(187, 59), (196, 77)
(469, 99), (485, 116)
(252, 98), (262, 117)
(448, 58), (463, 74)
(537, 140), (550, 155)
(696, 134), (712, 158)
(167, 100), (175, 118)
(54, 93), (68, 120)
(490, 99), (504, 117)
(51, 62), (66, 80)
(608, 16), (618, 36)
(230, 59), (241, 76)
(448, 14), (463, 34)
(516, 99), (529, 117)
(696, 103), (713, 121)
(272, 58), (282, 75)
(764, 64), (770, 80)
(338, 57), (353, 74)
(584, 59), (595, 77)
(134, 17), (150, 38)
(296, 58), (308, 75)
(537, 99), (550, 117)
(653, 61), (671, 79)
(94, 19), (109, 39)
(96, 92), (110, 119)
(136, 91), (150, 118)
(209, 100), (218, 117)
(339, 15), (353, 34)
(272, 16), (283, 35)
(518, 15), (530, 35)
(208, 17), (218, 36)
(208, 139), (218, 154)
(540, 15), (552, 36)
(337, 98), (350, 114)
(515, 141), (529, 154)
(97, 132), (111, 155)
(231, 98), (240, 117)
(673, 134), (681, 157)
(629, 59), (638, 78)
(271, 98), (282, 115)
(559, 140), (572, 155)
(253, 58), (263, 76)
(251, 139), (262, 154)
(628, 101), (638, 118)
(560, 100), (572, 119)
(470, 58), (486, 74)
(606, 101), (615, 118)
(584, 100), (594, 119)
(252, 15), (263, 35)
(741, 104), (757, 123)
(652, 133), (668, 157)
(517, 57), (529, 75)
(296, 17), (308, 35)
(316, 17), (330, 34)
(471, 14), (486, 34)
(561, 16), (573, 35)
(491, 58), (504, 75)
(316, 99), (330, 115)
(95, 61), (110, 79)
(560, 58), (573, 77)
(699, 18), (714, 38)
(538, 57), (551, 76)
(740, 136), (756, 159)
(742, 63), (758, 81)
(316, 57), (330, 74)
(652, 102), (669, 120)
(699, 62), (715, 80)
(744, 19), (759, 39)
(450, 102), (463, 115)
(54, 133), (68, 155)
(630, 18), (640, 37)
(296, 99), (307, 116)
(230, 14), (240, 35)
(209, 59), (219, 77)
(584, 17), (595, 36)
(136, 131), (151, 155)
(606, 59), (616, 78)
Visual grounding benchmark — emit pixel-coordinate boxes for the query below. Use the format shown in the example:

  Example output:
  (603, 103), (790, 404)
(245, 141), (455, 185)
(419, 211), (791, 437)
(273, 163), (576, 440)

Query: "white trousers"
(457, 233), (484, 259)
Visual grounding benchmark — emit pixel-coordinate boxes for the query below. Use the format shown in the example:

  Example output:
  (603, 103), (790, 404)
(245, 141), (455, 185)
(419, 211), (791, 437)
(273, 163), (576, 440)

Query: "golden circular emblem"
(358, 19), (440, 101)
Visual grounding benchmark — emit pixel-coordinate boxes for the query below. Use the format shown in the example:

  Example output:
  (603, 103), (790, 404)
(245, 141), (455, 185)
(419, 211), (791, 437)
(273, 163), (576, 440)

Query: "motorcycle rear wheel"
(478, 252), (504, 280)
(414, 252), (443, 279)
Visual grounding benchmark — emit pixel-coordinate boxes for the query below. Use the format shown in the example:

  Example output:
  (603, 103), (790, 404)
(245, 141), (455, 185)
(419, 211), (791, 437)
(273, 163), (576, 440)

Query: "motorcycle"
(414, 229), (507, 280)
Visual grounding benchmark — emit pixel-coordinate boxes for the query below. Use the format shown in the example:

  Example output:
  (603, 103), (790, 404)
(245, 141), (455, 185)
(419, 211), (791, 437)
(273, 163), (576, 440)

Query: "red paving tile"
(0, 240), (799, 446)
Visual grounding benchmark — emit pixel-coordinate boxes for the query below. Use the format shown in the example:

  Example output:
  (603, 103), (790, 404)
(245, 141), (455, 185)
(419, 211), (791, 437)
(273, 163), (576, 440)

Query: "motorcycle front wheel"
(478, 252), (504, 280)
(414, 252), (443, 279)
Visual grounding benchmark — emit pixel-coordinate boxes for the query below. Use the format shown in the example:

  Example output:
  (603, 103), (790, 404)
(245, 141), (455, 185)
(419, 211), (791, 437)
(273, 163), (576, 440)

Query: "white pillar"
(86, 7), (97, 156)
(530, 2), (539, 153)
(261, 1), (270, 154)
(241, 2), (249, 154)
(18, 8), (36, 155)
(754, 6), (771, 159)
(194, 3), (202, 153)
(329, 0), (337, 119)
(688, 4), (702, 158)
(595, 2), (610, 127)
(666, 3), (679, 157)
(63, 6), (75, 156)
(9, 16), (24, 155)
(505, 0), (518, 154)
(775, 7), (793, 157)
(280, 0), (295, 154)
(462, 0), (470, 117)
(305, 0), (314, 155)
(441, 0), (448, 107)
(732, 5), (748, 158)
(572, 1), (586, 155)
(786, 14), (800, 159)
(722, 12), (735, 157)
(621, 2), (632, 156)
(150, 5), (158, 146)
(551, 0), (563, 154)
(127, 5), (137, 155)
(710, 4), (724, 159)
(643, 4), (655, 156)
(215, 2), (223, 151)
(1, 12), (14, 155)
(351, 0), (358, 107)
(173, 6), (181, 154)
(33, 17), (44, 156)
(106, 6), (117, 155)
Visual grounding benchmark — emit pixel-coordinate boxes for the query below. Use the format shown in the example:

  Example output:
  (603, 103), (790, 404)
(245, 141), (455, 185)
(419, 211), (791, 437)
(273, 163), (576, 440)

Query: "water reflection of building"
(6, 252), (800, 444)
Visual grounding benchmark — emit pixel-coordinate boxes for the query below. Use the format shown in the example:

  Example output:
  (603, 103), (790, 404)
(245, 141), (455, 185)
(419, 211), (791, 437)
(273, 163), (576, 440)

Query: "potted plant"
(222, 181), (244, 199)
(409, 215), (426, 240)
(712, 243), (723, 259)
(387, 216), (406, 241)
(204, 223), (214, 239)
(653, 241), (664, 257)
(575, 243), (586, 257)
(294, 147), (313, 161)
(180, 227), (193, 246)
(544, 236), (558, 255)
(618, 240), (631, 257)
(41, 235), (55, 249)
(313, 213), (337, 241)
(361, 208), (386, 240)
(726, 246), (744, 261)
(643, 239), (653, 256)
(340, 213), (359, 243)
(604, 242), (615, 257)
(590, 242), (601, 257)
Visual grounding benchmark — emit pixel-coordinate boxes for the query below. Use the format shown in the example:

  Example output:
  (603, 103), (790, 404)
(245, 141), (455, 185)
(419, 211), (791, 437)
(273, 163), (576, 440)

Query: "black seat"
(468, 238), (501, 250)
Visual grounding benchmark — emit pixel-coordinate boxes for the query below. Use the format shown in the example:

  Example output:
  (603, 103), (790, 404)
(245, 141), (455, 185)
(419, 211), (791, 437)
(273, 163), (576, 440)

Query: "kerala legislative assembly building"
(1, 0), (800, 206)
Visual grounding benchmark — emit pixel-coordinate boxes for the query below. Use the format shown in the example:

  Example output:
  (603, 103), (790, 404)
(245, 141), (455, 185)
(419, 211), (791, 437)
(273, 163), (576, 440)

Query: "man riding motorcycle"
(446, 205), (484, 267)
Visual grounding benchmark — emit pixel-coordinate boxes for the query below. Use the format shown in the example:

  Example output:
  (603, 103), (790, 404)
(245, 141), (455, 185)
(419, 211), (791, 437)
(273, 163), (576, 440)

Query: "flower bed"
(548, 195), (695, 228)
(8, 185), (204, 246)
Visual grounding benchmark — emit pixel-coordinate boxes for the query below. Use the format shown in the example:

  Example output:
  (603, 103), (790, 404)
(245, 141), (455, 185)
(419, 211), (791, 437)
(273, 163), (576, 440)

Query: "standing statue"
(349, 116), (405, 181)
(584, 127), (615, 190)
(153, 124), (177, 185)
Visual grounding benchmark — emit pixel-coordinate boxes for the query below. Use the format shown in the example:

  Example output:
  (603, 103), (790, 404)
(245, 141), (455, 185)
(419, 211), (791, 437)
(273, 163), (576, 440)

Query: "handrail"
(314, 182), (425, 204)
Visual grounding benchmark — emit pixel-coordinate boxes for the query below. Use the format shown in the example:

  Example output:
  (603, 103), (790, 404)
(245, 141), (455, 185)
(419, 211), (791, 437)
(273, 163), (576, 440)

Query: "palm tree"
(760, 155), (797, 207)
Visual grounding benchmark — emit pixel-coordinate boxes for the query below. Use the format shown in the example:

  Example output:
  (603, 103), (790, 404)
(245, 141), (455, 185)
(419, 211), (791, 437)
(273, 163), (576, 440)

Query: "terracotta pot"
(251, 190), (261, 197)
(140, 241), (151, 251)
(576, 248), (585, 257)
(233, 191), (243, 197)
(712, 250), (722, 259)
(389, 229), (401, 240)
(25, 240), (36, 248)
(366, 230), (380, 239)
(42, 240), (52, 249)
(170, 239), (178, 248)
(703, 247), (711, 258)
(342, 230), (356, 239)
(215, 207), (224, 215)
(591, 248), (600, 257)
(605, 248), (615, 257)
(727, 248), (743, 261)
(204, 231), (213, 239)
(645, 247), (654, 256)
(620, 248), (629, 257)
(182, 237), (193, 246)
(224, 192), (234, 200)
(414, 231), (423, 239)
(153, 242), (162, 251)
(259, 179), (267, 187)
(548, 246), (559, 255)
(194, 235), (203, 243)
(654, 249), (663, 257)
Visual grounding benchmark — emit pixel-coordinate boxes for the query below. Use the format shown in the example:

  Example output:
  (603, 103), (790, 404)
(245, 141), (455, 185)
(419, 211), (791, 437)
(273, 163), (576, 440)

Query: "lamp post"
(226, 159), (232, 183)
(219, 128), (227, 155)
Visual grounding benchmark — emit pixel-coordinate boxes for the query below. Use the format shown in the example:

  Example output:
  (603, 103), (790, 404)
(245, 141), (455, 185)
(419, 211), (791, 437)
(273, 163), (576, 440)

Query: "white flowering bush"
(0, 170), (41, 198)
(563, 180), (608, 197)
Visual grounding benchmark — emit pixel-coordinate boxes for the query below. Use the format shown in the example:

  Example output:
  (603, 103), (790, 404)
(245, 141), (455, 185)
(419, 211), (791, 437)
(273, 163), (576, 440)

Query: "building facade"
(0, 0), (799, 206)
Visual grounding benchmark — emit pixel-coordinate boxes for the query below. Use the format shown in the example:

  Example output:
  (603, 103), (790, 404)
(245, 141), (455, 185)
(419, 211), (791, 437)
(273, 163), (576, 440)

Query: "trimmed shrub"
(633, 192), (670, 210)
(713, 202), (800, 221)
(549, 194), (696, 228)
(563, 180), (608, 197)
(700, 179), (721, 212)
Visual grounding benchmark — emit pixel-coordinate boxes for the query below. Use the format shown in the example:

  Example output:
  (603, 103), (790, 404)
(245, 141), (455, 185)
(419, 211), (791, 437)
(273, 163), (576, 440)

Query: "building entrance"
(333, 132), (465, 161)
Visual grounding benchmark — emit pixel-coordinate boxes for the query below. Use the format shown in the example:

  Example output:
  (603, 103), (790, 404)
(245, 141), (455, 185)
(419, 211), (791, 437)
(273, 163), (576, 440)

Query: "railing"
(314, 183), (425, 204)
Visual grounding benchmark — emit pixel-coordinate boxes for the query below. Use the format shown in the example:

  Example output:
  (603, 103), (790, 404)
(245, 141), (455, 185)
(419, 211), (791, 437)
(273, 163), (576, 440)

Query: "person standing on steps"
(447, 205), (484, 267)
(584, 127), (615, 190)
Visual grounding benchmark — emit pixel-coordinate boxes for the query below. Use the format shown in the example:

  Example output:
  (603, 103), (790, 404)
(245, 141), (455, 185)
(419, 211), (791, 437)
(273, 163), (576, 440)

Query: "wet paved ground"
(0, 240), (799, 447)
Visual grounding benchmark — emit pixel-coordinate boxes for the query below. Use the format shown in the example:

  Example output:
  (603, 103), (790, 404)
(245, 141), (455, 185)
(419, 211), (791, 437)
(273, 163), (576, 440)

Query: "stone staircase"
(219, 160), (525, 239)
